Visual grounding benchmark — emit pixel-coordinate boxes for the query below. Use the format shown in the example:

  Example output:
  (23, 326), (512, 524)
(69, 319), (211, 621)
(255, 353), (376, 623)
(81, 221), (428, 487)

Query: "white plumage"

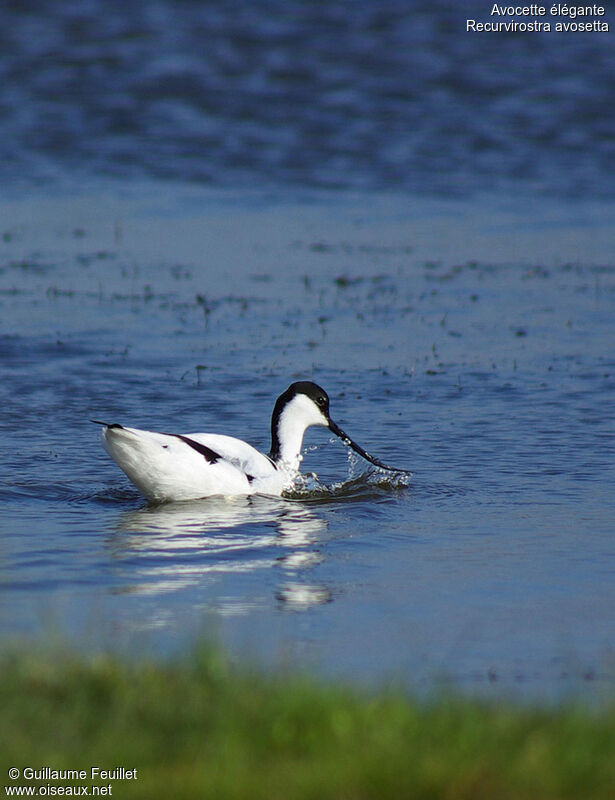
(94, 381), (409, 503)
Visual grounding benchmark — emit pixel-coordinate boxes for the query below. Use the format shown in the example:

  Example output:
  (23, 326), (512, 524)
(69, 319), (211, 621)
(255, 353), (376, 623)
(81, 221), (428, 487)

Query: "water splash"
(284, 462), (412, 502)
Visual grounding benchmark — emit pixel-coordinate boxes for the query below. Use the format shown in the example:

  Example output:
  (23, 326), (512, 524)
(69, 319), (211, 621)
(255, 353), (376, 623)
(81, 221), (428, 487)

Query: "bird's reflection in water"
(106, 494), (331, 612)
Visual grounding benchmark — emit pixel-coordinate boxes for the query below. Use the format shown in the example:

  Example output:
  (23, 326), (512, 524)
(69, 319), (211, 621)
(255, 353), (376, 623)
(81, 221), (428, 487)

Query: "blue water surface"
(1, 1), (614, 702)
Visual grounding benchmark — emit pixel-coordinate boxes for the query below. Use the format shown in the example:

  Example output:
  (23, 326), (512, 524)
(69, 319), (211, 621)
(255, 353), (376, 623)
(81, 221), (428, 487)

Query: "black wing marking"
(173, 434), (222, 464)
(93, 422), (223, 466)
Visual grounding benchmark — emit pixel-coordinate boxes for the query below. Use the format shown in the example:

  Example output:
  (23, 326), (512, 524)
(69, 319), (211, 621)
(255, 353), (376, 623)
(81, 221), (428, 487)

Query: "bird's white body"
(101, 427), (296, 502)
(96, 381), (409, 503)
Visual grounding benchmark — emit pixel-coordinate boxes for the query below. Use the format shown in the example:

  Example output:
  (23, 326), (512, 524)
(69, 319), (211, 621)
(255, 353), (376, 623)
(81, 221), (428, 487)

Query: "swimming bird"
(93, 381), (409, 502)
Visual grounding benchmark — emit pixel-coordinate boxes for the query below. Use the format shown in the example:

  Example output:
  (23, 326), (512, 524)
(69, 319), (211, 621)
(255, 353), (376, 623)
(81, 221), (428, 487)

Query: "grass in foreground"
(0, 646), (614, 800)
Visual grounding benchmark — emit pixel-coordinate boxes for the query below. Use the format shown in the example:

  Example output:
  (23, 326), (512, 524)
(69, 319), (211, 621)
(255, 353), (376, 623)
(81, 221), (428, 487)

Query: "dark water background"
(1, 1), (614, 702)
(1, 0), (614, 197)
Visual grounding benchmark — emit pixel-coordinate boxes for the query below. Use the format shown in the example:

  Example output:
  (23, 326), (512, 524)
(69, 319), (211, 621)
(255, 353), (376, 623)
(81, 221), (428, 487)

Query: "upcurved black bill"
(328, 419), (412, 474)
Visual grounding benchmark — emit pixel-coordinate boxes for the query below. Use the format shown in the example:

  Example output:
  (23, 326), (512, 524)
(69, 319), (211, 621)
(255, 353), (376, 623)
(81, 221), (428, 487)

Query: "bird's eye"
(317, 396), (327, 407)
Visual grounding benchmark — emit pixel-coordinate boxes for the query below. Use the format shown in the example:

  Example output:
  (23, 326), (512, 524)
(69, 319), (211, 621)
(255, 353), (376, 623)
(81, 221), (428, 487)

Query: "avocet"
(94, 381), (409, 502)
